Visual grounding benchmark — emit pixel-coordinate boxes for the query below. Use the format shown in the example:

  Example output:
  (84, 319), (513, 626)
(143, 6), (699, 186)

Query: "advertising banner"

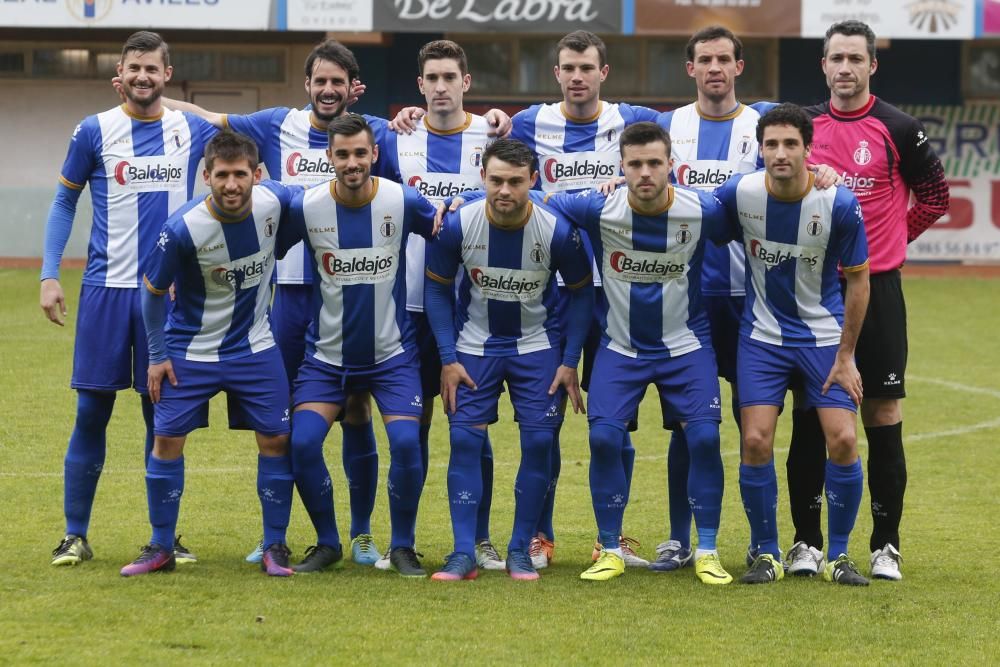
(0, 0), (272, 30)
(634, 0), (801, 37)
(903, 104), (1000, 262)
(287, 0), (374, 31)
(373, 0), (621, 33)
(801, 0), (975, 40)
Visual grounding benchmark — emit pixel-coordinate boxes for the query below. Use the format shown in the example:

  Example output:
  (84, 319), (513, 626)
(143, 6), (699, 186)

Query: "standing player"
(786, 21), (949, 580)
(157, 40), (391, 565)
(541, 123), (731, 584)
(510, 30), (661, 568)
(715, 104), (871, 586)
(424, 139), (593, 582)
(282, 114), (438, 576)
(42, 31), (218, 567)
(122, 131), (299, 577)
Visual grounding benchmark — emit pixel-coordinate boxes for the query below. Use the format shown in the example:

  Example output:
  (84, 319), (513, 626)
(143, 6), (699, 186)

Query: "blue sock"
(685, 420), (723, 552)
(667, 428), (692, 548)
(448, 425), (486, 557)
(620, 432), (636, 535)
(258, 454), (296, 548)
(826, 458), (864, 560)
(510, 427), (553, 551)
(740, 461), (779, 558)
(419, 421), (432, 485)
(141, 395), (155, 468)
(385, 420), (424, 550)
(589, 421), (627, 549)
(64, 390), (115, 537)
(534, 429), (560, 540)
(146, 455), (183, 550)
(474, 433), (494, 542)
(341, 420), (378, 538)
(290, 410), (340, 547)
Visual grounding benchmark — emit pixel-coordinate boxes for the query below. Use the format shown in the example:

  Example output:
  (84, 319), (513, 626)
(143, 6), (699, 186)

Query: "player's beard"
(311, 94), (348, 123)
(124, 82), (163, 110)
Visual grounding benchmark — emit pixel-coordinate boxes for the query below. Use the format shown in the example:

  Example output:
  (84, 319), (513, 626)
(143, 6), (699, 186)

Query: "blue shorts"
(154, 346), (291, 437)
(737, 337), (857, 412)
(450, 348), (564, 428)
(588, 346), (723, 428)
(293, 348), (424, 418)
(705, 294), (744, 383)
(271, 283), (313, 384)
(72, 285), (149, 393)
(411, 311), (441, 399)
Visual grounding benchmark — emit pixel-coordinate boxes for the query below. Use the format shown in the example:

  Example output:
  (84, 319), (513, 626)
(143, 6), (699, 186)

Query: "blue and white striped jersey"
(224, 107), (388, 285)
(425, 199), (592, 357)
(543, 186), (728, 359)
(143, 180), (296, 362)
(58, 105), (218, 288)
(715, 172), (869, 348)
(380, 113), (493, 312)
(285, 177), (437, 368)
(658, 102), (777, 297)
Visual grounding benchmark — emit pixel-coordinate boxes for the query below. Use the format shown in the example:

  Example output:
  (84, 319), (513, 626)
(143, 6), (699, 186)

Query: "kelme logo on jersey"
(468, 266), (548, 302)
(606, 249), (687, 283)
(113, 156), (185, 192)
(286, 152), (335, 178)
(319, 246), (396, 285)
(747, 238), (821, 270)
(676, 163), (734, 188)
(210, 250), (273, 289)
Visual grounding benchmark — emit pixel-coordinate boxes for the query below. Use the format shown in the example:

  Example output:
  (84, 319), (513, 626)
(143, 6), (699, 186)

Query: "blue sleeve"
(698, 189), (735, 246)
(552, 221), (593, 289)
(404, 186), (437, 240)
(141, 288), (169, 364)
(656, 110), (674, 129)
(59, 117), (96, 189)
(143, 224), (183, 295)
(832, 188), (869, 270)
(561, 281), (594, 368)
(541, 190), (602, 235)
(364, 115), (391, 179)
(379, 130), (403, 183)
(424, 216), (463, 364)
(224, 108), (281, 150)
(40, 183), (83, 281)
(277, 188), (307, 260)
(713, 178), (744, 243)
(624, 103), (661, 124)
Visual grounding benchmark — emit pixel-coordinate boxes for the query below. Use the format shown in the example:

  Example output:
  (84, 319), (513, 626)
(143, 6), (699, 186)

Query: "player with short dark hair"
(121, 129), (300, 577)
(425, 138), (594, 582)
(44, 30), (218, 567)
(786, 20), (950, 581)
(282, 114), (439, 576)
(716, 104), (871, 586)
(538, 122), (732, 584)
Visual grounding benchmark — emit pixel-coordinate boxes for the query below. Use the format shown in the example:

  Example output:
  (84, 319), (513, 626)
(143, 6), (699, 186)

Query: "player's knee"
(519, 427), (554, 468)
(741, 428), (774, 464)
(589, 421), (625, 460)
(152, 436), (185, 460)
(683, 420), (720, 457)
(257, 433), (289, 457)
(75, 390), (116, 434)
(290, 410), (330, 463)
(860, 398), (902, 427)
(343, 393), (373, 425)
(450, 425), (487, 468)
(386, 419), (421, 468)
(825, 427), (857, 465)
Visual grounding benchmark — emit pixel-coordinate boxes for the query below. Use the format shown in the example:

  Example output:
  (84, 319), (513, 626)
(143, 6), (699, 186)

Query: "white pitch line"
(5, 377), (999, 479)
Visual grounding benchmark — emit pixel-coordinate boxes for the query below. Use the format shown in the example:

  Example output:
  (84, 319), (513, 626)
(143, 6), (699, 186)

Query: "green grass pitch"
(1, 268), (998, 663)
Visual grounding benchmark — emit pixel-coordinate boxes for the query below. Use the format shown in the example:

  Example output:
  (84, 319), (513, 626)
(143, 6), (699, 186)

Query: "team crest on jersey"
(380, 215), (396, 238)
(675, 224), (693, 245)
(738, 136), (753, 156)
(530, 242), (545, 264)
(606, 129), (617, 144)
(853, 140), (872, 166)
(469, 148), (483, 168)
(172, 130), (182, 150)
(806, 215), (823, 237)
(263, 218), (275, 238)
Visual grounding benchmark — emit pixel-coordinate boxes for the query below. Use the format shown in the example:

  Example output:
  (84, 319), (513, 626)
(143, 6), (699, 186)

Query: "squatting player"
(540, 123), (731, 584)
(786, 20), (950, 580)
(122, 131), (299, 577)
(282, 114), (438, 576)
(43, 31), (218, 567)
(425, 138), (593, 582)
(715, 104), (871, 586)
